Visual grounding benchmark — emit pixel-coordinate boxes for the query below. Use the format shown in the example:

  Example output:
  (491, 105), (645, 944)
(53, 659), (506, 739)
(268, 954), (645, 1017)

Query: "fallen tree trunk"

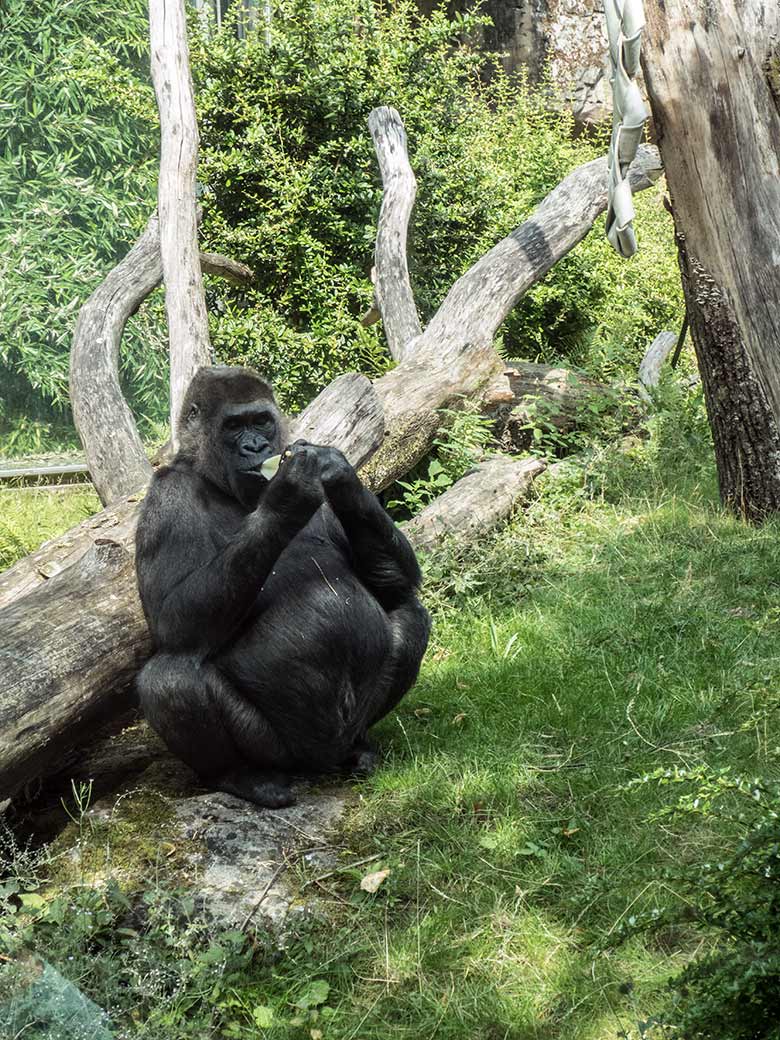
(0, 358), (606, 615)
(403, 456), (546, 554)
(0, 538), (150, 801)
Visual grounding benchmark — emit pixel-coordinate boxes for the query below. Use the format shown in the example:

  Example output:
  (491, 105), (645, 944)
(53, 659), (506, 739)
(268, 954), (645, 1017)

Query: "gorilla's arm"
(319, 450), (422, 610)
(137, 458), (321, 653)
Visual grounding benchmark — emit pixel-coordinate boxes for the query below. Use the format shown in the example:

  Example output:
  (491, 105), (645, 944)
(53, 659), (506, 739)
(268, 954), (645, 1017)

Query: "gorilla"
(135, 366), (430, 808)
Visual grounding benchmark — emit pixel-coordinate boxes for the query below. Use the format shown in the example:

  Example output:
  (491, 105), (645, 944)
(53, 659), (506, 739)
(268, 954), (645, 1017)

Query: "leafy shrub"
(618, 768), (780, 1040)
(0, 0), (163, 449)
(192, 0), (683, 411)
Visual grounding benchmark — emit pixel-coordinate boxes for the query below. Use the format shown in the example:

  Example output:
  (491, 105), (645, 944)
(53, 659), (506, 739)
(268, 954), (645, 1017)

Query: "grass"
(0, 485), (100, 570)
(2, 397), (779, 1039)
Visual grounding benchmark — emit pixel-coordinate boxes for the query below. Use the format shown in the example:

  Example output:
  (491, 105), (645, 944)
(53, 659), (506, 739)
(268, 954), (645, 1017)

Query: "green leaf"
(252, 1006), (274, 1028)
(297, 980), (330, 1009)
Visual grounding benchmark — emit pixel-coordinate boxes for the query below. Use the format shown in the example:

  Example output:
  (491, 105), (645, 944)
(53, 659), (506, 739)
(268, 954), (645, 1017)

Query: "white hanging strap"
(605, 0), (648, 258)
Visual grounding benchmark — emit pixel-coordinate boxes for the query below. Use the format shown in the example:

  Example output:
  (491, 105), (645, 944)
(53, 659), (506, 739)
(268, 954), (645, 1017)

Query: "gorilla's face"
(219, 400), (281, 501)
(178, 367), (286, 508)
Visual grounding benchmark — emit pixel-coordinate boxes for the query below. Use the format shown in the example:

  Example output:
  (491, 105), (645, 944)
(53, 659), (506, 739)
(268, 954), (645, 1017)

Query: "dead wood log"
(483, 362), (611, 450)
(637, 330), (678, 402)
(198, 252), (255, 286)
(0, 539), (150, 800)
(150, 0), (212, 443)
(401, 456), (546, 554)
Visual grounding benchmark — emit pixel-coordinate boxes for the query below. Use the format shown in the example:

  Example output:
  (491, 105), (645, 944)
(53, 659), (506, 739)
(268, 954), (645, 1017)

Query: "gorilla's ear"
(186, 403), (200, 423)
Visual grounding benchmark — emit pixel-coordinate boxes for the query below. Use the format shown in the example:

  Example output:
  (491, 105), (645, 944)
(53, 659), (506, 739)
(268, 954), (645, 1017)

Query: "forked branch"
(70, 214), (256, 507)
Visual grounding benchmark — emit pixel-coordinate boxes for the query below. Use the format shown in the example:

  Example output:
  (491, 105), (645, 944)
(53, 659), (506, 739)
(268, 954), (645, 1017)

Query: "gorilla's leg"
(319, 452), (423, 612)
(369, 595), (432, 727)
(342, 596), (432, 774)
(137, 654), (294, 808)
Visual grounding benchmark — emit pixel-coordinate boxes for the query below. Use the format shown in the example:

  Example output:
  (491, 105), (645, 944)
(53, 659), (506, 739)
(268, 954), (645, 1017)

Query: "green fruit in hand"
(260, 453), (282, 479)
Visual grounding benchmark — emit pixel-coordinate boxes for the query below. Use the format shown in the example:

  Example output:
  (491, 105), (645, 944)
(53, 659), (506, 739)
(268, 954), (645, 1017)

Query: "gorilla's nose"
(239, 436), (267, 460)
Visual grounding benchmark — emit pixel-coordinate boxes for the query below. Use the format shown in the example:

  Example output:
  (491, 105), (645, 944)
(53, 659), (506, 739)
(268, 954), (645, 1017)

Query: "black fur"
(135, 366), (430, 807)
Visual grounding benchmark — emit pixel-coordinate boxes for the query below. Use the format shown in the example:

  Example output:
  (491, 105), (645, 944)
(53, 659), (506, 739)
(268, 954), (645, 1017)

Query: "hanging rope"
(605, 0), (648, 257)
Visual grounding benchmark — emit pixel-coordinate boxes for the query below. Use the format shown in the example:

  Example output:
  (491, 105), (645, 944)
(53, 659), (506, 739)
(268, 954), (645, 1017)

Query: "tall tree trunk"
(642, 2), (780, 521)
(149, 0), (212, 444)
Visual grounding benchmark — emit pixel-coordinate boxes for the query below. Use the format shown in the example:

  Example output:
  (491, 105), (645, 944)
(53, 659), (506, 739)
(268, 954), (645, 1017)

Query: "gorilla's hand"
(315, 446), (362, 505)
(264, 440), (324, 521)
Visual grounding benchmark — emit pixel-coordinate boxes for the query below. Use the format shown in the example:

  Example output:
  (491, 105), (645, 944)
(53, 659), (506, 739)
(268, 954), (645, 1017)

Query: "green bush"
(193, 0), (683, 411)
(618, 767), (780, 1039)
(0, 0), (162, 450)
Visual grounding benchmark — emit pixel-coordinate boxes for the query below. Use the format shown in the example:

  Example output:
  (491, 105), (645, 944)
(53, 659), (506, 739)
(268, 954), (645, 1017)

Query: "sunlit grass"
(0, 485), (100, 571)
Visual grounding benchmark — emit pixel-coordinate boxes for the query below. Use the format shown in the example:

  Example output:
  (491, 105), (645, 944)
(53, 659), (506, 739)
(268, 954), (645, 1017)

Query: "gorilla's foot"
(345, 742), (379, 777)
(215, 769), (295, 809)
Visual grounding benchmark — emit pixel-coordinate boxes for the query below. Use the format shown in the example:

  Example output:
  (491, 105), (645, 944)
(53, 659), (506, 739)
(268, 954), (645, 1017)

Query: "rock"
(171, 786), (350, 931)
(66, 763), (351, 935)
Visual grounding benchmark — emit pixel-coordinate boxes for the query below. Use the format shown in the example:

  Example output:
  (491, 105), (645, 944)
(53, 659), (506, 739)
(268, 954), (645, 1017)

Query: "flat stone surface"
(171, 785), (350, 930)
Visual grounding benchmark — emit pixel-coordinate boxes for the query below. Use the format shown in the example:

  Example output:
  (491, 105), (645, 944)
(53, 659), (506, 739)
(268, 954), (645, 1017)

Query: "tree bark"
(0, 538), (150, 800)
(69, 216), (159, 505)
(150, 0), (212, 443)
(368, 107), (422, 360)
(642, 2), (780, 520)
(402, 456), (546, 554)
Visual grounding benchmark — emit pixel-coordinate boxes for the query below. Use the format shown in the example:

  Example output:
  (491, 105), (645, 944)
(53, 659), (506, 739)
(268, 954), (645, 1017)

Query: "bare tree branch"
(199, 252), (256, 286)
(638, 330), (678, 402)
(150, 0), (212, 443)
(70, 216), (159, 505)
(426, 144), (663, 355)
(368, 106), (422, 360)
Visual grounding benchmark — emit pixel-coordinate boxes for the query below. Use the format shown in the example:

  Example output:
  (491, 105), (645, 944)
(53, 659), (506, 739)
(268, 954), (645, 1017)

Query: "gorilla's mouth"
(237, 451), (276, 477)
